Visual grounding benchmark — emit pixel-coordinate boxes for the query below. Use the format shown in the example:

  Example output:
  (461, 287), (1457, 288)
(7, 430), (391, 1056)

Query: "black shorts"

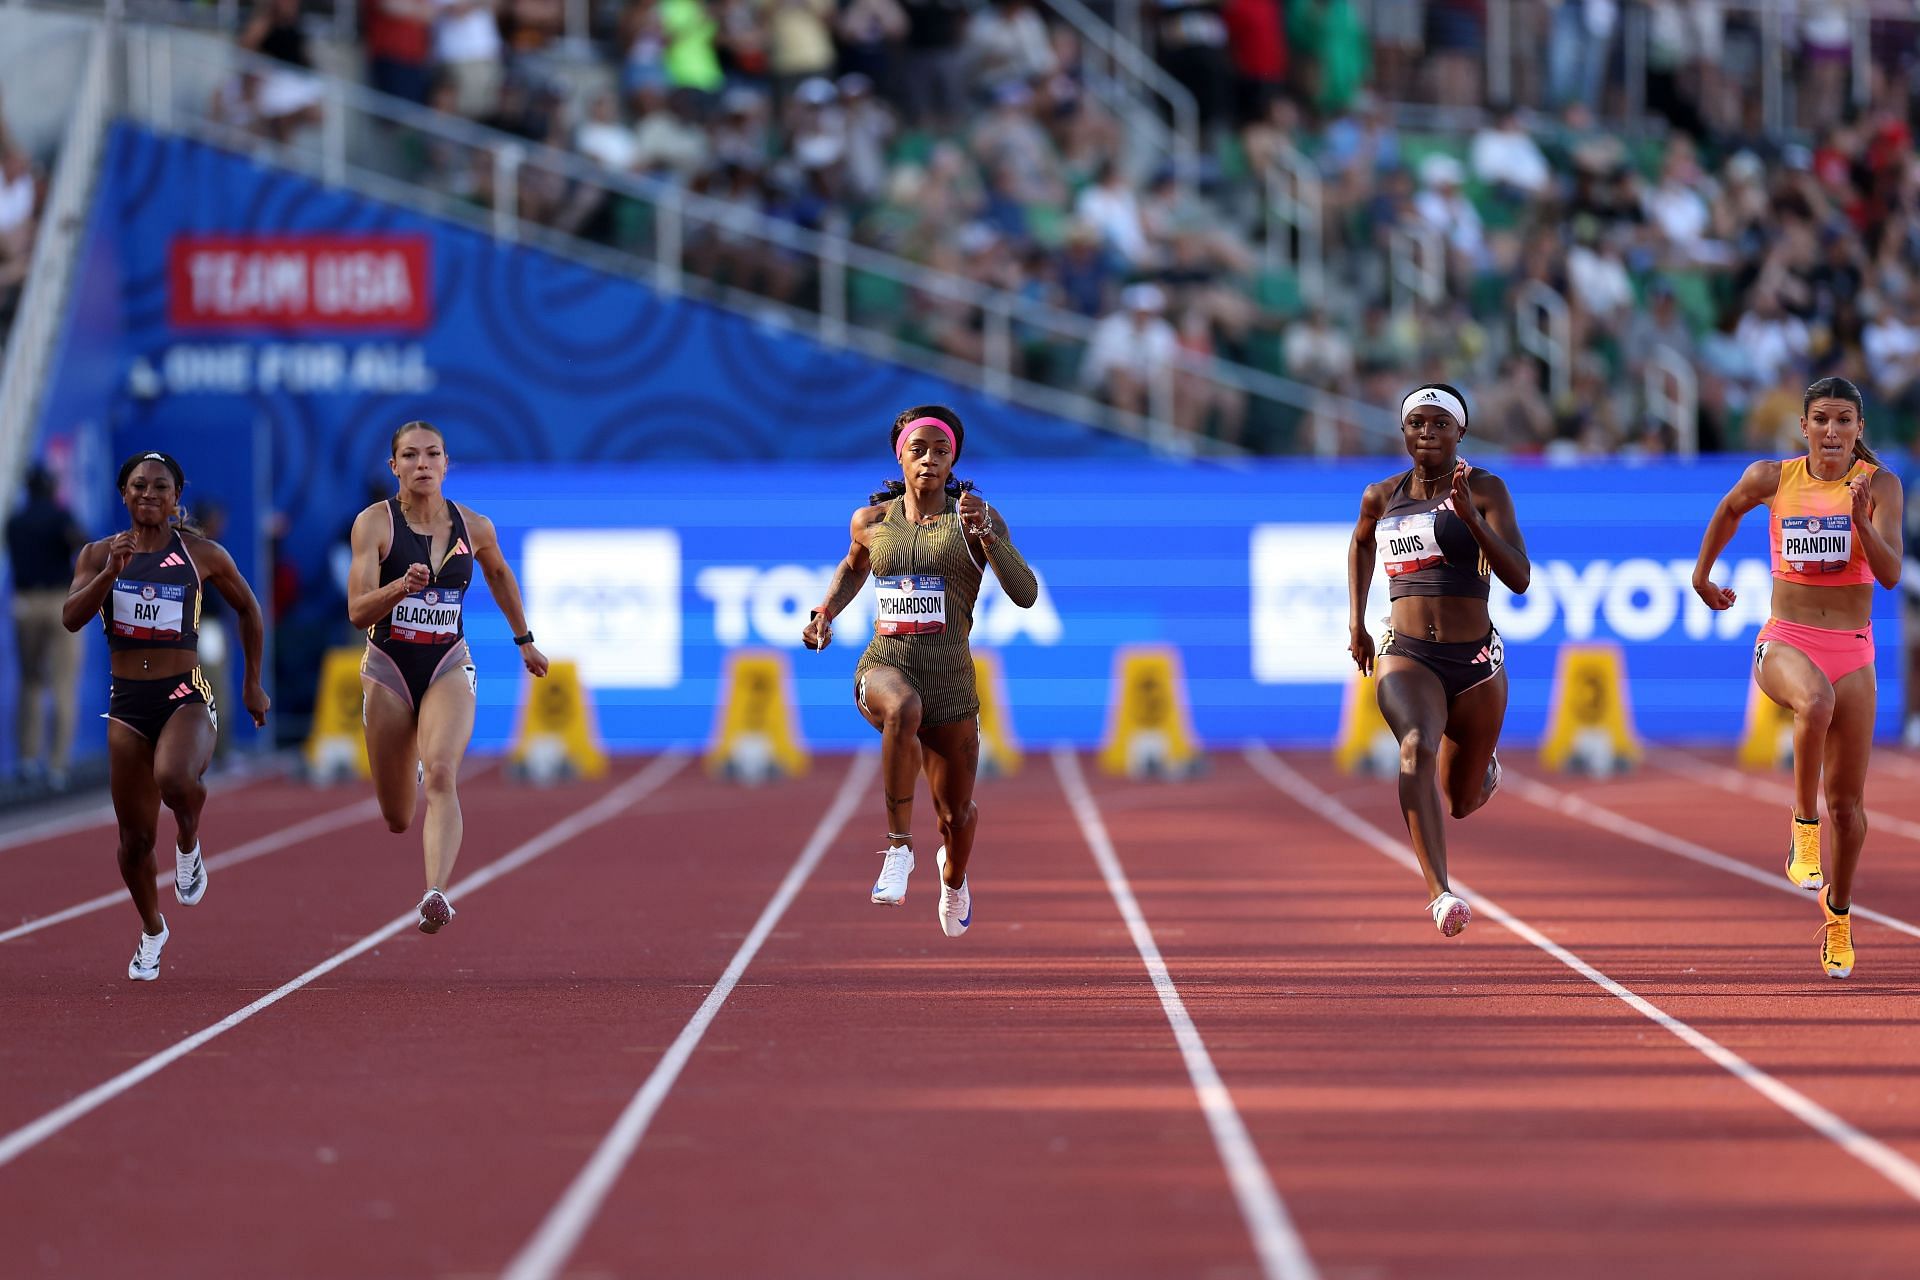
(107, 668), (217, 741)
(1381, 629), (1505, 703)
(363, 638), (474, 712)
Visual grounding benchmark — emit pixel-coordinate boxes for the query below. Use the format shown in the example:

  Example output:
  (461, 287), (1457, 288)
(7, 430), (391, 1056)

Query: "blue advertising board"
(450, 459), (1905, 752)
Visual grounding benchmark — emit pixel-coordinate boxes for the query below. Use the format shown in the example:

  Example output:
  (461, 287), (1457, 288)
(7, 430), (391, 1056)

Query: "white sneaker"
(175, 842), (207, 906)
(417, 888), (456, 934)
(871, 844), (913, 906)
(935, 846), (971, 937)
(129, 916), (169, 981)
(1486, 753), (1502, 800)
(1428, 891), (1472, 937)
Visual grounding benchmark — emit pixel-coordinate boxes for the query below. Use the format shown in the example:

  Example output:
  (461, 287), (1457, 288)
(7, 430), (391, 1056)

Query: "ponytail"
(1854, 438), (1882, 467)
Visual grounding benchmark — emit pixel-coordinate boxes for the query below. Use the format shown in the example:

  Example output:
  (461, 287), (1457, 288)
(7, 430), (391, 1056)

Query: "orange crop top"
(1769, 456), (1876, 586)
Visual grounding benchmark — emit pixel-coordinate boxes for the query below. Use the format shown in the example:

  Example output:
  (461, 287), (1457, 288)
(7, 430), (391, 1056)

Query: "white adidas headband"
(1401, 386), (1467, 429)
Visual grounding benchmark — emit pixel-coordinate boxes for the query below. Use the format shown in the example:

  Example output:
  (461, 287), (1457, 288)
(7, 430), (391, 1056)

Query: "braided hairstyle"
(117, 450), (202, 535)
(870, 405), (975, 505)
(1802, 376), (1880, 466)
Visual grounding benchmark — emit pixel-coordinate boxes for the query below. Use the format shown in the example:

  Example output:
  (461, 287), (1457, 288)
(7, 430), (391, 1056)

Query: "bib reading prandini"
(111, 580), (187, 639)
(1779, 515), (1853, 575)
(874, 575), (947, 635)
(1378, 511), (1443, 577)
(390, 587), (464, 643)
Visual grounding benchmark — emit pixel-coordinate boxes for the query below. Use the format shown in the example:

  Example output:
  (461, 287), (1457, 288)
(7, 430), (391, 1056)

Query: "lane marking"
(1, 800), (384, 944)
(0, 762), (498, 945)
(1246, 746), (1920, 1203)
(1652, 748), (1920, 846)
(0, 771), (264, 854)
(1506, 765), (1920, 943)
(1055, 748), (1318, 1280)
(0, 754), (689, 1171)
(502, 751), (877, 1280)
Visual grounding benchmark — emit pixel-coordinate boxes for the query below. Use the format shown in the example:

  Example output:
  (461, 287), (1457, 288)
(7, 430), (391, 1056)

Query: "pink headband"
(896, 416), (957, 462)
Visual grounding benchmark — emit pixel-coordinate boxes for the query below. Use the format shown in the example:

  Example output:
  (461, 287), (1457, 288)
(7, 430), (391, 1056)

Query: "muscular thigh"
(108, 722), (160, 834)
(919, 718), (979, 812)
(362, 677), (419, 801)
(1821, 665), (1878, 800)
(1754, 637), (1832, 712)
(855, 665), (920, 733)
(1374, 656), (1449, 741)
(416, 663), (477, 769)
(155, 705), (217, 783)
(1441, 667), (1508, 783)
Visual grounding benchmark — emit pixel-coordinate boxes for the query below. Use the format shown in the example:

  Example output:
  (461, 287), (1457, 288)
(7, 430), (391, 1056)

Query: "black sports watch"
(513, 631), (535, 646)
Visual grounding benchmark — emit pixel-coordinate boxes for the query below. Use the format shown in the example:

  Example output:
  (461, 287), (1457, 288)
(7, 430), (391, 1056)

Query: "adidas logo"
(158, 552), (186, 568)
(168, 682), (193, 700)
(450, 538), (469, 557)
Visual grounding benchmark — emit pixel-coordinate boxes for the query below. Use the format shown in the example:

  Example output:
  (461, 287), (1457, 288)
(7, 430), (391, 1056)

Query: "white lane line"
(1054, 748), (1318, 1280)
(0, 799), (384, 944)
(1652, 748), (1920, 846)
(502, 751), (877, 1280)
(0, 753), (689, 1171)
(0, 771), (264, 855)
(1245, 746), (1920, 1204)
(1504, 767), (1920, 943)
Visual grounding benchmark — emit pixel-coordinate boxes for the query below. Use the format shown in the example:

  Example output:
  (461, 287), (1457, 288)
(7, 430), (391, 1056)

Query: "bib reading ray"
(111, 580), (187, 640)
(873, 575), (947, 636)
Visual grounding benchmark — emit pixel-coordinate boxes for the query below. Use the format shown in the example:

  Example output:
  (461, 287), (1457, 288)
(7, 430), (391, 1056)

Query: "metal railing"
(1645, 342), (1699, 458)
(0, 23), (109, 523)
(1387, 225), (1443, 320)
(119, 23), (1396, 455)
(1515, 281), (1571, 405)
(1263, 141), (1323, 306)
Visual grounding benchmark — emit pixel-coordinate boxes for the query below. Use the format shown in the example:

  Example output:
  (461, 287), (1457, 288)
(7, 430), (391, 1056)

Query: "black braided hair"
(117, 450), (202, 535)
(870, 404), (975, 505)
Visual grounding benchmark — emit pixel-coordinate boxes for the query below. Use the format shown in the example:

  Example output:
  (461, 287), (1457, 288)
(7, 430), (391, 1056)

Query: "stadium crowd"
(207, 1), (1920, 457)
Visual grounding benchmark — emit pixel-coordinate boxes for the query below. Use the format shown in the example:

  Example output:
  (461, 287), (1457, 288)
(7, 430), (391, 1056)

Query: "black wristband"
(513, 631), (535, 646)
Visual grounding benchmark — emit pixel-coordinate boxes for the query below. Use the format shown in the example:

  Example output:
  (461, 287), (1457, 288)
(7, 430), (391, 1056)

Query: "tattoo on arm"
(821, 560), (866, 617)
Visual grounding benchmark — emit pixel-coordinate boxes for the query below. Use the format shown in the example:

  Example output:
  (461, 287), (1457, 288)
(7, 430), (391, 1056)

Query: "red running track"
(3, 748), (1919, 1278)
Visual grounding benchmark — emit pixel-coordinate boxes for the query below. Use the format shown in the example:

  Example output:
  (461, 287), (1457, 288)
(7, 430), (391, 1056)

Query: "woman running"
(801, 405), (1038, 937)
(346, 421), (549, 934)
(62, 451), (270, 980)
(1347, 384), (1531, 937)
(1692, 376), (1903, 979)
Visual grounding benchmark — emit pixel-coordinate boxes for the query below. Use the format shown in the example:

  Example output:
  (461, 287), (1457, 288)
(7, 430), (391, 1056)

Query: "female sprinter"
(346, 422), (549, 934)
(62, 451), (270, 980)
(1693, 376), (1903, 979)
(801, 406), (1039, 938)
(1347, 385), (1531, 937)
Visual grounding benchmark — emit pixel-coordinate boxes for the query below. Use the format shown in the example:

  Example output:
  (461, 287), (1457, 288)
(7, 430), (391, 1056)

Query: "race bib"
(389, 586), (464, 643)
(1379, 512), (1443, 577)
(1780, 515), (1853, 574)
(874, 574), (946, 635)
(111, 579), (186, 639)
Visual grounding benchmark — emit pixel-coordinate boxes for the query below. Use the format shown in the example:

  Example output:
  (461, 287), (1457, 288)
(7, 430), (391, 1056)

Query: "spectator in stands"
(1413, 153), (1489, 284)
(1863, 282), (1920, 430)
(964, 0), (1056, 93)
(1054, 218), (1116, 316)
(661, 0), (727, 95)
(1474, 352), (1556, 452)
(632, 77), (714, 182)
(434, 0), (505, 118)
(1642, 136), (1721, 266)
(1220, 0), (1285, 126)
(1733, 288), (1813, 396)
(1282, 305), (1355, 390)
(1566, 223), (1634, 347)
(1423, 0), (1485, 107)
(0, 94), (40, 316)
(971, 80), (1066, 211)
(767, 0), (839, 103)
(1624, 278), (1696, 376)
(1288, 0), (1370, 116)
(1154, 0), (1234, 135)
(1173, 303), (1246, 444)
(1470, 104), (1551, 204)
(900, 0), (973, 130)
(837, 74), (896, 205)
(837, 0), (907, 93)
(1083, 283), (1179, 421)
(7, 464), (85, 790)
(576, 88), (641, 173)
(242, 0), (326, 141)
(1548, 0), (1616, 111)
(1075, 160), (1153, 270)
(364, 0), (436, 103)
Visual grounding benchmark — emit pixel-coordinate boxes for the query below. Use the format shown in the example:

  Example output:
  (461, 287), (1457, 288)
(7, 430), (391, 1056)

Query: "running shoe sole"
(418, 893), (454, 934)
(1436, 899), (1472, 937)
(1786, 856), (1823, 891)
